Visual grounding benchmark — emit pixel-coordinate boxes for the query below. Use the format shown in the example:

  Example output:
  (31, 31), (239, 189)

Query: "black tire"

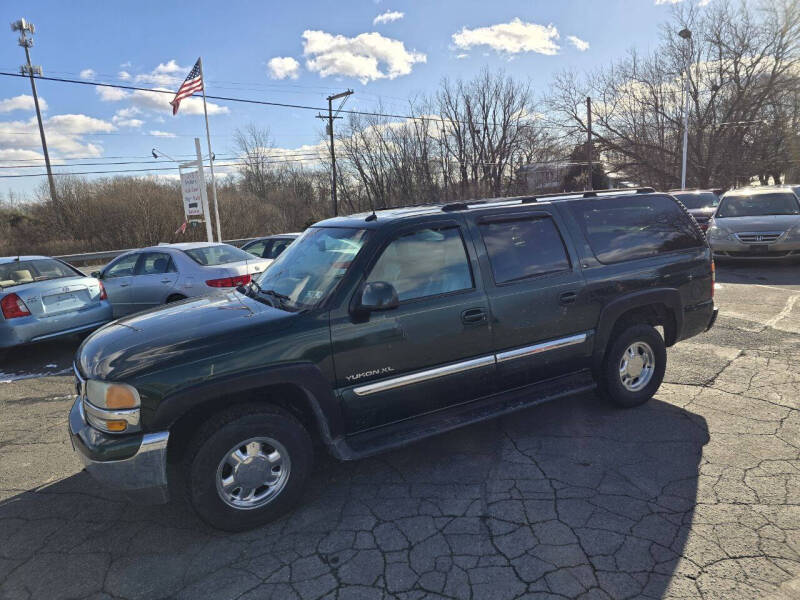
(166, 294), (187, 304)
(598, 324), (666, 408)
(182, 404), (313, 532)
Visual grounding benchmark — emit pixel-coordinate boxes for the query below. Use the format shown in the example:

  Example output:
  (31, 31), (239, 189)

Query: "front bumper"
(68, 396), (170, 504)
(710, 238), (800, 260)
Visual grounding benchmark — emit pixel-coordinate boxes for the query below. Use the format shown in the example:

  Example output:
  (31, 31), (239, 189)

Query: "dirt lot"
(0, 262), (798, 600)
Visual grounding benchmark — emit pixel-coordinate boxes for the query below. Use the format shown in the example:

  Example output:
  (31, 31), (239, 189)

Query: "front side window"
(366, 227), (473, 302)
(243, 241), (267, 258)
(105, 254), (139, 278)
(0, 259), (79, 289)
(255, 227), (369, 309)
(138, 252), (174, 275)
(569, 195), (705, 264)
(717, 193), (800, 218)
(479, 216), (570, 284)
(266, 239), (293, 259)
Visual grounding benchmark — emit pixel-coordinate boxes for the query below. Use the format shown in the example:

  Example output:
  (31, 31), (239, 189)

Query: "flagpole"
(198, 57), (222, 242)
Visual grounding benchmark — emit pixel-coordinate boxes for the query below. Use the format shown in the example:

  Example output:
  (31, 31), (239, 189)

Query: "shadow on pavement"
(0, 337), (80, 382)
(714, 259), (800, 286)
(0, 393), (709, 600)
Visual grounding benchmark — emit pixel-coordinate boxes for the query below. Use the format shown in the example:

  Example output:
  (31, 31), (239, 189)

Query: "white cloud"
(567, 35), (589, 51)
(302, 30), (426, 83)
(267, 57), (301, 80)
(134, 60), (190, 86)
(655, 0), (711, 4)
(96, 86), (130, 102)
(0, 95), (47, 113)
(0, 114), (114, 158)
(112, 107), (143, 128)
(456, 53), (469, 59)
(373, 10), (404, 25)
(452, 18), (560, 56)
(79, 68), (96, 80)
(149, 130), (176, 138)
(118, 70), (132, 81)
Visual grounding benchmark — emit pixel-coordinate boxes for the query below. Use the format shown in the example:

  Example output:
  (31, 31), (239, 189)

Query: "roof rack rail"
(441, 202), (470, 212)
(522, 187), (656, 203)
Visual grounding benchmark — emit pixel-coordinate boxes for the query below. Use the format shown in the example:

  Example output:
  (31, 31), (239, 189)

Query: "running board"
(331, 370), (596, 460)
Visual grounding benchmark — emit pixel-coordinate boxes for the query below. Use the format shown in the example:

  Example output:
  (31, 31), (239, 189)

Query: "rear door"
(101, 253), (139, 317)
(331, 218), (496, 433)
(468, 207), (595, 391)
(128, 251), (178, 311)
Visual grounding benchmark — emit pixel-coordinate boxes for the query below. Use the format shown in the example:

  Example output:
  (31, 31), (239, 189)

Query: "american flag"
(170, 59), (203, 115)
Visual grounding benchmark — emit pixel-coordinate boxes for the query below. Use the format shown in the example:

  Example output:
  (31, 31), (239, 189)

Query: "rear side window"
(568, 195), (704, 264)
(138, 252), (175, 275)
(479, 216), (570, 284)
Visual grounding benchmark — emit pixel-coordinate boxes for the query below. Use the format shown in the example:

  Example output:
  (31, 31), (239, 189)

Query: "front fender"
(147, 362), (343, 444)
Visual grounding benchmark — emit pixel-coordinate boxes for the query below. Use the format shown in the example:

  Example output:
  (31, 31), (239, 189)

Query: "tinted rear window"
(183, 245), (254, 266)
(568, 195), (704, 264)
(671, 192), (719, 209)
(479, 216), (570, 284)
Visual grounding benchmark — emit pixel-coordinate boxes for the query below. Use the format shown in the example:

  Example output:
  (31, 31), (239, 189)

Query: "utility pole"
(586, 96), (593, 191)
(317, 90), (353, 217)
(12, 18), (56, 202)
(678, 27), (692, 190)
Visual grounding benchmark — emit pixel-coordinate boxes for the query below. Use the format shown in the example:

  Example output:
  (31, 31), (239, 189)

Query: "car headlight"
(84, 380), (141, 433)
(706, 224), (730, 240)
(785, 223), (800, 241)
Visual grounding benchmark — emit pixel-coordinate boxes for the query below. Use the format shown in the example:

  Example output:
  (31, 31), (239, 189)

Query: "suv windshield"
(254, 227), (369, 310)
(0, 258), (79, 289)
(716, 193), (800, 218)
(672, 192), (719, 210)
(183, 244), (253, 266)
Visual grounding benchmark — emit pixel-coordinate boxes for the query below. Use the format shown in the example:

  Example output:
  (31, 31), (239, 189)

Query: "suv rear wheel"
(598, 324), (666, 408)
(182, 404), (313, 531)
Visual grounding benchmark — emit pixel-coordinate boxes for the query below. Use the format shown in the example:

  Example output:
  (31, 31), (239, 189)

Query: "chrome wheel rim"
(215, 436), (290, 510)
(618, 341), (655, 392)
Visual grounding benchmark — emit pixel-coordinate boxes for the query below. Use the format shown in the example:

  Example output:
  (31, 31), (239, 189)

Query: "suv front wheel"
(598, 324), (666, 408)
(182, 404), (313, 531)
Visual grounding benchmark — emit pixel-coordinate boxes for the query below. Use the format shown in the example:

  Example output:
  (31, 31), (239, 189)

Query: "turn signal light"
(104, 420), (128, 432)
(105, 384), (138, 409)
(98, 281), (108, 300)
(1, 293), (31, 319)
(206, 274), (252, 288)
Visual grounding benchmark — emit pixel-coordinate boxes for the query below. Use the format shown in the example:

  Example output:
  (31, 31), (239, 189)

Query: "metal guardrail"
(56, 237), (259, 266)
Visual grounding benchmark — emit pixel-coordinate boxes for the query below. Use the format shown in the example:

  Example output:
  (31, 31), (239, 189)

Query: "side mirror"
(91, 271), (102, 279)
(357, 281), (399, 312)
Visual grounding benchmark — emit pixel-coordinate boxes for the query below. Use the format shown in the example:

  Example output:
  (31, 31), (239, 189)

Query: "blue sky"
(1, 0), (683, 198)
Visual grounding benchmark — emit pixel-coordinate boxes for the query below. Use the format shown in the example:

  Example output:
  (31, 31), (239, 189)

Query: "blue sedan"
(0, 256), (112, 350)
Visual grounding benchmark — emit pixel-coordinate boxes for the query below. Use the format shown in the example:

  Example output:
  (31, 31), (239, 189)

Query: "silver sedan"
(97, 242), (271, 318)
(0, 256), (112, 350)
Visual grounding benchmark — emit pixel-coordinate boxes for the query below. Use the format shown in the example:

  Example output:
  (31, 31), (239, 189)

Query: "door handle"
(119, 282), (130, 287)
(559, 291), (577, 305)
(160, 279), (173, 284)
(461, 308), (487, 324)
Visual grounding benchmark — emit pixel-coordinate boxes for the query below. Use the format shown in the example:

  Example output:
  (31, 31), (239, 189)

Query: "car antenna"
(365, 196), (377, 221)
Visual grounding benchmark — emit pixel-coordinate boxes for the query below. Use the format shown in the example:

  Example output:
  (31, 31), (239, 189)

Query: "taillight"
(98, 281), (108, 300)
(710, 260), (715, 299)
(1, 293), (31, 319)
(206, 274), (252, 288)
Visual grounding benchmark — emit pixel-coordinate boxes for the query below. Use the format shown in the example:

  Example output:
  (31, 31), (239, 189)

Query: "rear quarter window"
(568, 195), (704, 264)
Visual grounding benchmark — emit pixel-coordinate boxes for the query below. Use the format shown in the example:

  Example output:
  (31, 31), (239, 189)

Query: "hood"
(713, 214), (800, 231)
(78, 291), (296, 380)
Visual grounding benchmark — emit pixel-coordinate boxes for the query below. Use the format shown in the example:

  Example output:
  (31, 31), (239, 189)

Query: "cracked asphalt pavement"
(0, 263), (798, 600)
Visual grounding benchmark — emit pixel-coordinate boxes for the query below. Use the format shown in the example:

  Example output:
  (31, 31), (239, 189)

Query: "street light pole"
(11, 18), (57, 202)
(679, 27), (692, 190)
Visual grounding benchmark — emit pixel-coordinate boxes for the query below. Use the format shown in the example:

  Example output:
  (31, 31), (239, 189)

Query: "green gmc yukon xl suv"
(69, 188), (718, 531)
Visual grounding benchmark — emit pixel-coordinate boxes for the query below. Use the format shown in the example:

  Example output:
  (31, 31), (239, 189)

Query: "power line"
(0, 151), (324, 169)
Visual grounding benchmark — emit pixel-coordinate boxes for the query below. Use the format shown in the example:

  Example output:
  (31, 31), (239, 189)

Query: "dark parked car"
(669, 189), (720, 231)
(69, 188), (717, 531)
(241, 233), (299, 262)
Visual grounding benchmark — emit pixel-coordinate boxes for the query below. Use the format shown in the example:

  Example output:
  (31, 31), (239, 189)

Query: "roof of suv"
(314, 188), (660, 229)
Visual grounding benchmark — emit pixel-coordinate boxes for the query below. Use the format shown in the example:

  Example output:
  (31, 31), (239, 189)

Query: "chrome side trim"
(496, 332), (588, 364)
(353, 355), (496, 396)
(82, 399), (141, 428)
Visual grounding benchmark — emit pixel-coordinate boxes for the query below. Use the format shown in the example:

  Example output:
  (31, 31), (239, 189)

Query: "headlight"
(85, 380), (141, 433)
(785, 223), (800, 241)
(706, 224), (730, 240)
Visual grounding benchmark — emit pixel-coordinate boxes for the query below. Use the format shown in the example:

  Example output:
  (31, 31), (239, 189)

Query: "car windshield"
(716, 193), (800, 218)
(254, 227), (369, 310)
(672, 192), (719, 209)
(183, 244), (254, 266)
(0, 258), (79, 289)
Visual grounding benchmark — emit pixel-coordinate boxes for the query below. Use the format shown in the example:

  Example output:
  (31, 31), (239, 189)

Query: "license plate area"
(45, 292), (77, 305)
(748, 244), (771, 254)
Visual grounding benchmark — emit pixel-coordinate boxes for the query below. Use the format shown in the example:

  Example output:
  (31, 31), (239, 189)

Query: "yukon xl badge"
(346, 367), (395, 383)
